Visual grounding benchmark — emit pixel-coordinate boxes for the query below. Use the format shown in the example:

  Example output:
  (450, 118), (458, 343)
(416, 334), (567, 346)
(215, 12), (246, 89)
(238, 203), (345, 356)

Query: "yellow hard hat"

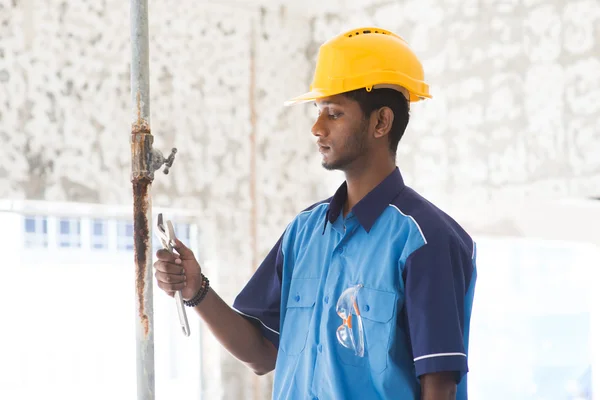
(285, 27), (431, 106)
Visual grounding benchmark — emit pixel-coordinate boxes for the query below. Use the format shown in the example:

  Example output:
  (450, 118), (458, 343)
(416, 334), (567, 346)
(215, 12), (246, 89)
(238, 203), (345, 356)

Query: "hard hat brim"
(284, 86), (431, 107)
(284, 89), (328, 107)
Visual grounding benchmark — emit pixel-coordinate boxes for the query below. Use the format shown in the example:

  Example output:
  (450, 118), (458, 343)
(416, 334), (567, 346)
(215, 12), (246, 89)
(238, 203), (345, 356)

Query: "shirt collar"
(326, 167), (406, 233)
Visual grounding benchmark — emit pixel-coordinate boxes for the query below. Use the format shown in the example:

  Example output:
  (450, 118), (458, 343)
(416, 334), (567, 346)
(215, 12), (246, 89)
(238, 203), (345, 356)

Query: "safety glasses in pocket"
(335, 284), (365, 357)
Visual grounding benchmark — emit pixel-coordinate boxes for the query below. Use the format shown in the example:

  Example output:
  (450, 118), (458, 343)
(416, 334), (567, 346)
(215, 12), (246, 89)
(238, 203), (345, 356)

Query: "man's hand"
(421, 372), (457, 400)
(153, 239), (277, 375)
(154, 238), (203, 300)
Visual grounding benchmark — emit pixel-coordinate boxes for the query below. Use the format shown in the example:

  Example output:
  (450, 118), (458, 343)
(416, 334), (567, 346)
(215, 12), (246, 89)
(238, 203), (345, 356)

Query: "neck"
(342, 155), (396, 216)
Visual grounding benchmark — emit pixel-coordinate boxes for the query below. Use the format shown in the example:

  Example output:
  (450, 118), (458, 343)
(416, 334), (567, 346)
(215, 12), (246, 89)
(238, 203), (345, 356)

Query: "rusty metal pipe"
(130, 0), (155, 399)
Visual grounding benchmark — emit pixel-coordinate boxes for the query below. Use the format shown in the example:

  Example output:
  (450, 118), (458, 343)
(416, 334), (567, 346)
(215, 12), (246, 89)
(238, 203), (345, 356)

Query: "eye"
(316, 106), (342, 120)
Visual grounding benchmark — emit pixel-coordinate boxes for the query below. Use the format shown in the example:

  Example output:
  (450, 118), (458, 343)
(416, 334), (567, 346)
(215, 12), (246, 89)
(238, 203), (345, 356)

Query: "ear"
(372, 107), (394, 139)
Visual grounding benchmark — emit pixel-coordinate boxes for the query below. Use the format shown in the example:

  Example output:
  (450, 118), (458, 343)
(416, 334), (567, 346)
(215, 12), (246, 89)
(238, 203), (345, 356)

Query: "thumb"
(173, 238), (194, 259)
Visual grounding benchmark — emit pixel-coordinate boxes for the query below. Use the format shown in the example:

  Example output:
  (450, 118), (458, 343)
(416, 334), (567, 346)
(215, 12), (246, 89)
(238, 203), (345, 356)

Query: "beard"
(322, 121), (369, 171)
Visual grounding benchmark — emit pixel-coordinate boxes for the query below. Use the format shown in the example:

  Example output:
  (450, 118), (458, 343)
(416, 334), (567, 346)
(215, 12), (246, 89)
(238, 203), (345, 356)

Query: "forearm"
(420, 372), (457, 400)
(193, 288), (277, 375)
(421, 389), (456, 400)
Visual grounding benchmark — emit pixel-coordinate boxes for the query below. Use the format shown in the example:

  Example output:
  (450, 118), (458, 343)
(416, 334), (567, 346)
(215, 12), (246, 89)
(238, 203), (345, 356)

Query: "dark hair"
(341, 88), (410, 157)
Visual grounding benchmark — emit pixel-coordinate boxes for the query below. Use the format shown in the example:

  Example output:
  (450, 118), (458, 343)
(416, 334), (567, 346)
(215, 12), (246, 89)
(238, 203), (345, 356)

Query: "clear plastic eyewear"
(336, 284), (365, 357)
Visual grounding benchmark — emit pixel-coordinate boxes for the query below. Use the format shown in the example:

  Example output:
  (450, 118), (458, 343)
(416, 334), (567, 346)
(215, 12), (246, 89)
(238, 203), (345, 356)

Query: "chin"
(322, 159), (345, 171)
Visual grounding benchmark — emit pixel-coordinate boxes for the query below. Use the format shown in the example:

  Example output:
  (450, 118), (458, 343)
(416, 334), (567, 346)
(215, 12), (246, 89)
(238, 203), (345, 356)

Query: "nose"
(311, 113), (328, 138)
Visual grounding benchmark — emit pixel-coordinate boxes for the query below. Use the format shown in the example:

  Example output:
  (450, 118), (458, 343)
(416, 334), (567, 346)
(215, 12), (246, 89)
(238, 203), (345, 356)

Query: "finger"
(166, 291), (175, 298)
(156, 248), (177, 262)
(155, 270), (186, 284)
(173, 238), (195, 260)
(153, 260), (185, 275)
(156, 279), (187, 293)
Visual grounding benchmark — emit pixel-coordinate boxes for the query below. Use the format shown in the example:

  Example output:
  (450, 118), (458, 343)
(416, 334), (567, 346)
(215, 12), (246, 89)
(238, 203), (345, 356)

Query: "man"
(154, 27), (477, 400)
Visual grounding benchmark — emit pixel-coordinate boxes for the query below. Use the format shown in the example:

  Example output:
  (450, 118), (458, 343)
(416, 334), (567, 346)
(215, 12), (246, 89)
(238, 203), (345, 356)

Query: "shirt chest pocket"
(336, 287), (397, 374)
(280, 278), (319, 356)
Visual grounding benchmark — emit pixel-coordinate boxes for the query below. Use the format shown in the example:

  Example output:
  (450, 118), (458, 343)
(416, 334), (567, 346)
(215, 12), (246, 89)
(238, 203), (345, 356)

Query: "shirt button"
(318, 344), (323, 353)
(294, 295), (300, 302)
(324, 296), (329, 304)
(339, 247), (345, 254)
(364, 304), (370, 312)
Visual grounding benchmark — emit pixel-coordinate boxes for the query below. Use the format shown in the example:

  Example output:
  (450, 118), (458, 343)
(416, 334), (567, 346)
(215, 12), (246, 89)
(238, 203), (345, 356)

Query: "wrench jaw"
(165, 220), (177, 250)
(156, 214), (168, 247)
(156, 213), (176, 252)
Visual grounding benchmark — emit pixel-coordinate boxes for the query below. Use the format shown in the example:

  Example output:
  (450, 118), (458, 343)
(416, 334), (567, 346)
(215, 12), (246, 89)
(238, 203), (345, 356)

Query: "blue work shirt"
(233, 168), (477, 400)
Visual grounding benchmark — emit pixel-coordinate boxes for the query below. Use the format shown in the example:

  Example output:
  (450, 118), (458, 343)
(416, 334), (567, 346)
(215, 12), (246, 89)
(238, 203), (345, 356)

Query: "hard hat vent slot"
(347, 29), (387, 38)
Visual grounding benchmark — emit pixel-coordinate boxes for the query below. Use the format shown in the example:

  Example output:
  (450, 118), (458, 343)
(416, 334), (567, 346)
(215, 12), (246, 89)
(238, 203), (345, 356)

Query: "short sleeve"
(403, 234), (475, 382)
(232, 234), (284, 348)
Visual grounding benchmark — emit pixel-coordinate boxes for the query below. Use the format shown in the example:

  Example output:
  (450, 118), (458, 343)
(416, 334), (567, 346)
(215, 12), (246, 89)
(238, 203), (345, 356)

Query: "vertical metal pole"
(130, 1), (155, 399)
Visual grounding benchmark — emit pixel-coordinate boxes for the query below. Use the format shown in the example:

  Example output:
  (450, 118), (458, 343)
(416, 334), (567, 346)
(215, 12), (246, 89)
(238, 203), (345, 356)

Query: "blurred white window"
(0, 201), (205, 400)
(24, 215), (48, 248)
(463, 199), (600, 400)
(58, 217), (81, 248)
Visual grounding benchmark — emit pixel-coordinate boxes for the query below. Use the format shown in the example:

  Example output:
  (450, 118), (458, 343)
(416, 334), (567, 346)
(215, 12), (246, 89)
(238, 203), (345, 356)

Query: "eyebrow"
(314, 100), (341, 107)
